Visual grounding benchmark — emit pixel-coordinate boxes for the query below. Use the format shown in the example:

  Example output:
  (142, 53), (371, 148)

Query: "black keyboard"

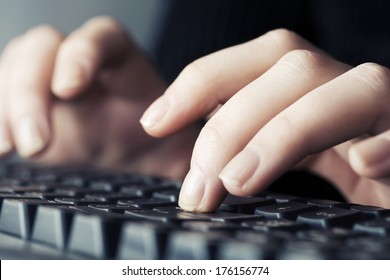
(1, 161), (390, 260)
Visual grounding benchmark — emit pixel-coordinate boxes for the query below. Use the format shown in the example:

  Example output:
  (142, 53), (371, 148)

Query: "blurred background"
(0, 0), (169, 54)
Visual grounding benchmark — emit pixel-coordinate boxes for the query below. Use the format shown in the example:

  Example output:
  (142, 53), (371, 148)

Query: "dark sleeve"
(308, 0), (390, 67)
(153, 0), (390, 83)
(153, 0), (312, 83)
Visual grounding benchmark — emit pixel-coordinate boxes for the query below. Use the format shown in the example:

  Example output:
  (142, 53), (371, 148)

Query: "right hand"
(0, 16), (199, 178)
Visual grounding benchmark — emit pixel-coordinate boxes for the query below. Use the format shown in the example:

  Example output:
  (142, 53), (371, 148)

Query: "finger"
(219, 63), (390, 198)
(5, 25), (63, 157)
(141, 29), (320, 137)
(349, 131), (390, 179)
(178, 50), (349, 212)
(51, 16), (132, 99)
(0, 37), (22, 155)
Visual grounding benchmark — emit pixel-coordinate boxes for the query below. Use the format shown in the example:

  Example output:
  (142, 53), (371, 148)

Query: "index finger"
(141, 29), (320, 137)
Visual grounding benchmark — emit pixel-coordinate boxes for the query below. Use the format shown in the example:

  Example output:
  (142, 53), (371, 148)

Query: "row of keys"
(1, 196), (390, 259)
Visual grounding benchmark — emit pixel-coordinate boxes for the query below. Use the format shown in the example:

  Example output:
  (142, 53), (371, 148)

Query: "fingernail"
(350, 137), (390, 169)
(140, 96), (170, 128)
(219, 148), (259, 189)
(53, 64), (87, 94)
(16, 118), (46, 157)
(179, 168), (205, 211)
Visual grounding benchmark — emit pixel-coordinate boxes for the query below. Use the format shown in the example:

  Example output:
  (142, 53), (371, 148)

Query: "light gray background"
(0, 0), (168, 54)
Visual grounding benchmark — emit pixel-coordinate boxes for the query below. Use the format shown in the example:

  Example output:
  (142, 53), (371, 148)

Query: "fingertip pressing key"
(15, 118), (48, 158)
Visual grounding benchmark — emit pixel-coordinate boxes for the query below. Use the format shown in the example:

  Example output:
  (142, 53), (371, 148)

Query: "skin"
(0, 16), (199, 179)
(1, 18), (390, 212)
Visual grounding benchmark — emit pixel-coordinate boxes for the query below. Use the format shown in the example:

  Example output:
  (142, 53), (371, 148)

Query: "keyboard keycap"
(181, 221), (241, 232)
(0, 199), (56, 238)
(349, 205), (390, 218)
(166, 231), (231, 260)
(353, 217), (390, 236)
(279, 240), (338, 260)
(117, 221), (176, 259)
(68, 213), (136, 259)
(297, 208), (362, 228)
(255, 201), (317, 220)
(242, 219), (309, 232)
(219, 195), (275, 214)
(31, 205), (79, 248)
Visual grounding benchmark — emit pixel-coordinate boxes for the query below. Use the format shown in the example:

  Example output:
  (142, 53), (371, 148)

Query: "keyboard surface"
(0, 161), (390, 260)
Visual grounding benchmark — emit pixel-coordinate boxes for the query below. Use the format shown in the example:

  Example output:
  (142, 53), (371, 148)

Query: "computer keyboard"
(0, 161), (390, 260)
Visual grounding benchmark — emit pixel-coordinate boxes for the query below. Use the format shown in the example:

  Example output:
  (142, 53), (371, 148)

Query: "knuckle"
(200, 122), (226, 147)
(84, 15), (128, 39)
(86, 15), (121, 29)
(61, 37), (98, 59)
(279, 49), (325, 73)
(354, 62), (390, 91)
(25, 24), (63, 41)
(181, 59), (210, 85)
(263, 28), (305, 51)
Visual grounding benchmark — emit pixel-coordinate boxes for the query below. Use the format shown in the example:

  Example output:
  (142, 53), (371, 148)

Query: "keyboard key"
(152, 189), (180, 202)
(54, 197), (106, 206)
(255, 201), (317, 220)
(87, 204), (138, 213)
(117, 221), (176, 259)
(306, 199), (342, 208)
(117, 198), (176, 208)
(219, 195), (275, 214)
(278, 240), (339, 259)
(68, 213), (136, 259)
(120, 185), (175, 197)
(84, 193), (139, 203)
(181, 221), (241, 232)
(31, 205), (79, 248)
(344, 236), (390, 258)
(353, 217), (390, 236)
(218, 239), (276, 259)
(349, 205), (390, 218)
(124, 208), (209, 222)
(0, 199), (57, 238)
(297, 208), (363, 228)
(263, 192), (300, 203)
(166, 231), (231, 260)
(218, 230), (286, 260)
(296, 227), (363, 243)
(242, 219), (309, 232)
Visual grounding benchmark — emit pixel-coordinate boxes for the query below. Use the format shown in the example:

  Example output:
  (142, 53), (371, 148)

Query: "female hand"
(0, 16), (199, 178)
(141, 29), (390, 212)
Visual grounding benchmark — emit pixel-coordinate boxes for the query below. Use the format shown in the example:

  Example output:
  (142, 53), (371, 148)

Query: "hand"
(141, 28), (390, 211)
(0, 16), (199, 178)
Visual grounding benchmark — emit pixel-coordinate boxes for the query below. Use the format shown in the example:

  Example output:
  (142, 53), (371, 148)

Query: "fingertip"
(140, 95), (171, 137)
(178, 168), (205, 212)
(51, 58), (92, 99)
(349, 137), (390, 178)
(0, 139), (13, 156)
(178, 167), (227, 213)
(219, 148), (260, 196)
(14, 118), (49, 158)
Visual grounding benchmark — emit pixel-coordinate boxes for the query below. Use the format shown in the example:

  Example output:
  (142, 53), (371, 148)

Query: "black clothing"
(155, 0), (390, 83)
